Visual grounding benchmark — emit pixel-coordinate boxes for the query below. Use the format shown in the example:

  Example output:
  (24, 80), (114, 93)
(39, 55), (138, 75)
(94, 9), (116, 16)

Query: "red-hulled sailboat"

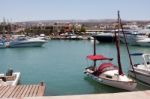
(84, 11), (137, 91)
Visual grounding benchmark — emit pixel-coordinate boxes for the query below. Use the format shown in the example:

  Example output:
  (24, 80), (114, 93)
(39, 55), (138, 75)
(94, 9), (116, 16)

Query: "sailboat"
(84, 11), (137, 91)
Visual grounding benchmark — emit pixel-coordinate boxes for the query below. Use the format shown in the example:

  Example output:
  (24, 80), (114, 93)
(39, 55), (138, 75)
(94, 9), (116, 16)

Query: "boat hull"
(93, 34), (114, 42)
(9, 41), (46, 48)
(0, 72), (21, 86)
(11, 72), (21, 86)
(128, 70), (150, 85)
(85, 72), (136, 91)
(136, 41), (150, 47)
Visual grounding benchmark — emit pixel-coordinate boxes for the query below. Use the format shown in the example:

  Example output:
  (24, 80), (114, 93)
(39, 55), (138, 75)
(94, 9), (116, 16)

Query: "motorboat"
(9, 35), (47, 48)
(128, 53), (150, 85)
(120, 30), (150, 46)
(119, 31), (148, 45)
(136, 38), (150, 46)
(0, 40), (6, 48)
(0, 69), (21, 86)
(84, 11), (137, 91)
(0, 37), (10, 48)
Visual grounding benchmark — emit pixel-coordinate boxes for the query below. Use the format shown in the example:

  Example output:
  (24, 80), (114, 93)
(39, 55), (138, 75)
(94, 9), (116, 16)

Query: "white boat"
(37, 34), (49, 40)
(0, 40), (6, 48)
(0, 69), (21, 86)
(84, 11), (137, 91)
(119, 31), (148, 45)
(136, 38), (150, 46)
(85, 54), (137, 91)
(9, 35), (47, 48)
(128, 53), (150, 84)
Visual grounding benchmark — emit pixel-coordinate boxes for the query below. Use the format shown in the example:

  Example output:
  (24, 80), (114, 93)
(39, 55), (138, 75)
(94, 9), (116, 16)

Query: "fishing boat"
(9, 35), (47, 48)
(84, 11), (137, 91)
(0, 69), (21, 86)
(128, 53), (150, 84)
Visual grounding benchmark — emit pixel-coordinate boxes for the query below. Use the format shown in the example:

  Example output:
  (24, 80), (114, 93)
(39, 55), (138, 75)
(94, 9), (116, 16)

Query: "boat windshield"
(143, 54), (150, 65)
(130, 53), (150, 67)
(17, 36), (27, 41)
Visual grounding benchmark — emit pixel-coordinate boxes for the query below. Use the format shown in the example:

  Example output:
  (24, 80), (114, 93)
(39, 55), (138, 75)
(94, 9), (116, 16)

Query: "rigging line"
(93, 37), (96, 67)
(118, 12), (136, 79)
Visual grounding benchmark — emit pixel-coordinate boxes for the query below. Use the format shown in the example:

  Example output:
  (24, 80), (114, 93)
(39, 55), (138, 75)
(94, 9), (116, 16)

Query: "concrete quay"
(25, 90), (150, 99)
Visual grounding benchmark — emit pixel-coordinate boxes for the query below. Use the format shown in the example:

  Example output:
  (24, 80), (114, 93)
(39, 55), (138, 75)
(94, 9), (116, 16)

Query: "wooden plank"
(0, 86), (5, 92)
(28, 85), (36, 97)
(16, 85), (26, 98)
(0, 86), (7, 93)
(37, 85), (46, 96)
(12, 85), (24, 98)
(8, 86), (20, 98)
(0, 84), (45, 98)
(3, 86), (15, 98)
(20, 85), (30, 97)
(0, 86), (10, 98)
(32, 85), (39, 96)
(24, 85), (32, 97)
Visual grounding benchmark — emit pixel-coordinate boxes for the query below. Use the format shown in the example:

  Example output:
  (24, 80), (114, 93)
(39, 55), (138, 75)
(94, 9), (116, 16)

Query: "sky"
(0, 0), (150, 22)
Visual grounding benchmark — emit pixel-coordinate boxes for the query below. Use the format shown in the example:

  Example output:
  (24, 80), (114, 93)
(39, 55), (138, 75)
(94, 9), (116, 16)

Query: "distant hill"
(15, 19), (150, 26)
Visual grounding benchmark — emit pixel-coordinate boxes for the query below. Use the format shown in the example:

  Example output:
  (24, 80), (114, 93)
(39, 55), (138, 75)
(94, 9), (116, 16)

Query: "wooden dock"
(0, 82), (45, 98)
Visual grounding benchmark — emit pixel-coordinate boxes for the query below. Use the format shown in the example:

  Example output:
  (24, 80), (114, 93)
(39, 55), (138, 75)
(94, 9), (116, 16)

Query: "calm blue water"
(0, 40), (149, 96)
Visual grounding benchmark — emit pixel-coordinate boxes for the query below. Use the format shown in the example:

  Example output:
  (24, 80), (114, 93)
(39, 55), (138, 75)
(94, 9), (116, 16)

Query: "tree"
(80, 25), (86, 33)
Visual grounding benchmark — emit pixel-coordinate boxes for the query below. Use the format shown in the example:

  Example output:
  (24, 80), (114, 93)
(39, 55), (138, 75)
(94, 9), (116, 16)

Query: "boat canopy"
(87, 54), (113, 61)
(130, 53), (143, 56)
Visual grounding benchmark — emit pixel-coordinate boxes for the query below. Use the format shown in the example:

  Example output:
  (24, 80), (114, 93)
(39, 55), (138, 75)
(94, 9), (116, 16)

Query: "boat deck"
(0, 82), (45, 98)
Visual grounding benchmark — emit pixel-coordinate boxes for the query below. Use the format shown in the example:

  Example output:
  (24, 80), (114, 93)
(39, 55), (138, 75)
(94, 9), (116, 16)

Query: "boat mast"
(119, 13), (136, 78)
(115, 11), (123, 75)
(93, 37), (96, 67)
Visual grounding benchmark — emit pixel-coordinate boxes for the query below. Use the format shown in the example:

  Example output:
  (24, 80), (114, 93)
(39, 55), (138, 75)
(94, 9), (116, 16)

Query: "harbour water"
(0, 40), (149, 96)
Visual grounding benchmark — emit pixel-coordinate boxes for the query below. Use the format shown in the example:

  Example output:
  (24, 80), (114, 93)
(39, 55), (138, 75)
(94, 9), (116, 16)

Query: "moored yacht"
(119, 31), (148, 45)
(0, 40), (6, 48)
(93, 32), (115, 42)
(9, 35), (47, 48)
(136, 38), (150, 46)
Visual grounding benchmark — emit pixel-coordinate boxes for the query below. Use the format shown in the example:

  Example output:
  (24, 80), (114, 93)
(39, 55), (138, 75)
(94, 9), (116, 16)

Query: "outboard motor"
(6, 68), (13, 76)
